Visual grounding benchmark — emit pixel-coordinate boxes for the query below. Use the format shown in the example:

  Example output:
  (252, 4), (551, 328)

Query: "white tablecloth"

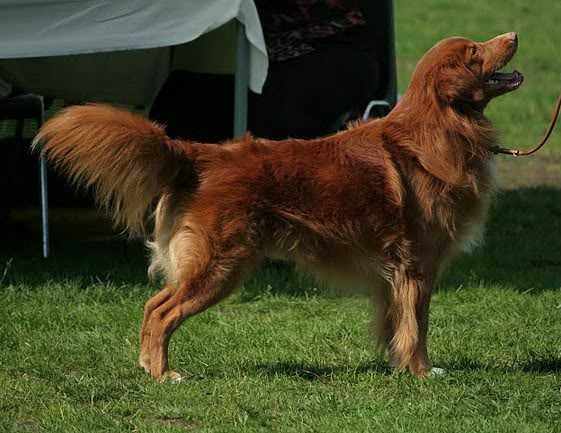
(0, 0), (268, 103)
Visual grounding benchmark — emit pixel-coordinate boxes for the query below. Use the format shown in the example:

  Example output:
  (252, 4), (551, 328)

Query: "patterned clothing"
(255, 0), (366, 62)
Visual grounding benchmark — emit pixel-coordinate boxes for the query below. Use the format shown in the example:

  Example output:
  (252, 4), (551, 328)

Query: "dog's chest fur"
(427, 158), (497, 267)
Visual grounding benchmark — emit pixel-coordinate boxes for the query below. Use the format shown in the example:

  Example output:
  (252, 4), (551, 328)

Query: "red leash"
(490, 91), (561, 156)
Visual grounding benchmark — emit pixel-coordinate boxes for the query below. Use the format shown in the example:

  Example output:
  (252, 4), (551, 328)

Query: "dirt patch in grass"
(496, 152), (561, 189)
(149, 416), (201, 431)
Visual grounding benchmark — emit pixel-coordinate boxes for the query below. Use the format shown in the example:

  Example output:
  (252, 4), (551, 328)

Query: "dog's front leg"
(387, 266), (434, 377)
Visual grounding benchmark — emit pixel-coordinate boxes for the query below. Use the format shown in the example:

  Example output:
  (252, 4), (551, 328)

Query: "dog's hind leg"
(147, 223), (255, 382)
(148, 259), (250, 382)
(139, 285), (173, 372)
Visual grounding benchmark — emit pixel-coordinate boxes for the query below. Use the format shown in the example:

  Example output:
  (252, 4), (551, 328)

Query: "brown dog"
(35, 32), (522, 382)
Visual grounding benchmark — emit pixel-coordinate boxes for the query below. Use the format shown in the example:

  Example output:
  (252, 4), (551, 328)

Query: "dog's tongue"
(485, 70), (524, 92)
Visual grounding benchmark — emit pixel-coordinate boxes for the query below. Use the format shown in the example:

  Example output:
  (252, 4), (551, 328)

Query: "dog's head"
(413, 32), (523, 109)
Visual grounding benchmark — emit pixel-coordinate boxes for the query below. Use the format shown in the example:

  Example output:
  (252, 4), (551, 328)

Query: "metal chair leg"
(39, 152), (49, 258)
(0, 93), (50, 257)
(362, 100), (391, 121)
(37, 96), (49, 258)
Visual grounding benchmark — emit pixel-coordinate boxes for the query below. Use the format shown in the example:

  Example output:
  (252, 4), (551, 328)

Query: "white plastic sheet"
(0, 0), (268, 93)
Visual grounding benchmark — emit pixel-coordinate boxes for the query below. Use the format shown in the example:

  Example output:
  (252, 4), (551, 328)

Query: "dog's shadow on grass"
(252, 359), (393, 381)
(440, 186), (561, 293)
(441, 356), (561, 374)
(519, 358), (561, 373)
(254, 356), (561, 380)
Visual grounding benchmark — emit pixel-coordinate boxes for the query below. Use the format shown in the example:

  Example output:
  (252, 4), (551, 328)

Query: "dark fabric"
(149, 71), (235, 143)
(0, 136), (91, 209)
(251, 36), (379, 139)
(150, 38), (379, 141)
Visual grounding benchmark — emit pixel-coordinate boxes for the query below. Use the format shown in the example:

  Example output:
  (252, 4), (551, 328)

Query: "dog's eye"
(470, 46), (478, 57)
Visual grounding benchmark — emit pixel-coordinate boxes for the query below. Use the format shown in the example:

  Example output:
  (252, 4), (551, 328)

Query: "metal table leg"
(234, 19), (249, 138)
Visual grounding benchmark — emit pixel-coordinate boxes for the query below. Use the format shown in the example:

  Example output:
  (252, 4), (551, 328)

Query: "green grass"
(1, 187), (561, 433)
(2, 1), (561, 432)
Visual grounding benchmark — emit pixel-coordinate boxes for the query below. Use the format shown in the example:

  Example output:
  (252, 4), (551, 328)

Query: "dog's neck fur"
(375, 90), (497, 239)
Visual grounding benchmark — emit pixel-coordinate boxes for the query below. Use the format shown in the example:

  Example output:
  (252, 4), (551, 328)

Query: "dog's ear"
(408, 128), (469, 186)
(414, 140), (465, 186)
(418, 156), (465, 186)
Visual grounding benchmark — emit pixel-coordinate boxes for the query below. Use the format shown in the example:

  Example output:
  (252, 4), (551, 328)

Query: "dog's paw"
(138, 354), (151, 373)
(429, 367), (446, 377)
(158, 370), (183, 384)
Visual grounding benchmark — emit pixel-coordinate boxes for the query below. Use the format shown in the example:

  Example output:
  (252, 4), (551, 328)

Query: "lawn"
(1, 1), (561, 432)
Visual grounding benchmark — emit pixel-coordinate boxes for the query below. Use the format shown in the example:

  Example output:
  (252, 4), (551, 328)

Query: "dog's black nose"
(508, 32), (518, 44)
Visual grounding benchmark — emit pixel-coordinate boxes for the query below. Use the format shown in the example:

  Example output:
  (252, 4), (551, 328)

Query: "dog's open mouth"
(485, 70), (524, 93)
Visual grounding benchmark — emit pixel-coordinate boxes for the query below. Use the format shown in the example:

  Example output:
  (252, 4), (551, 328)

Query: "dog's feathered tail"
(33, 104), (194, 237)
